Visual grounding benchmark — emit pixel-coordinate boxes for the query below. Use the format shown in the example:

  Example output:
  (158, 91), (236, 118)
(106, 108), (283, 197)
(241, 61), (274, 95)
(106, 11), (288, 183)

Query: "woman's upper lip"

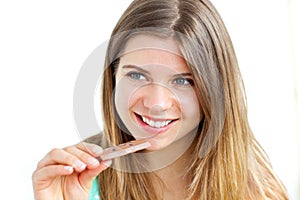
(134, 112), (179, 121)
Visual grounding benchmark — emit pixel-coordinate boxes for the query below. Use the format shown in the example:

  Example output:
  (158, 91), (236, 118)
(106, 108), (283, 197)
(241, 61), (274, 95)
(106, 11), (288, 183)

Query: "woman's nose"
(142, 83), (174, 113)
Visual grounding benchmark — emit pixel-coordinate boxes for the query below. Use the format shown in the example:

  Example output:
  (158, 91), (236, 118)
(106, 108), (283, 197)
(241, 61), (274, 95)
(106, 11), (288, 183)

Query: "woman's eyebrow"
(122, 64), (192, 77)
(122, 65), (150, 75)
(173, 73), (192, 77)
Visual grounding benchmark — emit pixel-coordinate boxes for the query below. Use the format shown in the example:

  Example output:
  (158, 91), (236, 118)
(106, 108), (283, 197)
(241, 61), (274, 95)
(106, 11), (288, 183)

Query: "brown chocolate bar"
(98, 139), (151, 161)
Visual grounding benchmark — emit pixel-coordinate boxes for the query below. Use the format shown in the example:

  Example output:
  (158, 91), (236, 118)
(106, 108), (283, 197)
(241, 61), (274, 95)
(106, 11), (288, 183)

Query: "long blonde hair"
(96, 0), (289, 199)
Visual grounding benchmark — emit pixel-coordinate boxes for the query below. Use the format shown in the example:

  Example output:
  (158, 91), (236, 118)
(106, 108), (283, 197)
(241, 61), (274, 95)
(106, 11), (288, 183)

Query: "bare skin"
(153, 144), (192, 200)
(32, 142), (111, 200)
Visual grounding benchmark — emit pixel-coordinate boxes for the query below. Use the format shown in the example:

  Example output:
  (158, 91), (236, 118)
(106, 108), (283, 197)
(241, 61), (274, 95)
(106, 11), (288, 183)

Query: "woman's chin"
(130, 128), (179, 151)
(144, 136), (176, 151)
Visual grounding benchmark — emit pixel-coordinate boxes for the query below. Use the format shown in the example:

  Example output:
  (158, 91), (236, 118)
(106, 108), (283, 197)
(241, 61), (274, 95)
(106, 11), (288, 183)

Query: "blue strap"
(89, 177), (100, 200)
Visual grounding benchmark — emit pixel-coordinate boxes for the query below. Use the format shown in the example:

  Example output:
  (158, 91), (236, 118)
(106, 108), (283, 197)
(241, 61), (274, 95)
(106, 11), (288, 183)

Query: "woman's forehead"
(122, 34), (182, 56)
(119, 35), (190, 72)
(120, 49), (188, 70)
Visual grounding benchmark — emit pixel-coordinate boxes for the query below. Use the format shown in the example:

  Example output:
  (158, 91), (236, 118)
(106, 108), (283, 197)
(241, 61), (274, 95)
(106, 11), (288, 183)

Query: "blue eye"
(127, 72), (146, 80)
(173, 77), (194, 86)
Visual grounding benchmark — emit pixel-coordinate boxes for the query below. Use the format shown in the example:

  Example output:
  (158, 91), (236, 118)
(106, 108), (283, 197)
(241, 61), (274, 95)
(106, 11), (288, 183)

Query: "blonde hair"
(94, 0), (289, 199)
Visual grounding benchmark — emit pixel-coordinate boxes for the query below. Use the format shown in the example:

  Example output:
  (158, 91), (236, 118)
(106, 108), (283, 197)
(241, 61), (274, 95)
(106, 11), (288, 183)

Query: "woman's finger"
(37, 148), (87, 172)
(75, 142), (104, 157)
(64, 145), (100, 170)
(32, 164), (74, 188)
(78, 159), (112, 192)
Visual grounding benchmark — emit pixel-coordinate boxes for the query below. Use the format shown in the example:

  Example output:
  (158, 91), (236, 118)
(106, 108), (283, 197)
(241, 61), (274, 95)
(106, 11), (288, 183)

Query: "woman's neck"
(145, 133), (196, 200)
(153, 144), (193, 200)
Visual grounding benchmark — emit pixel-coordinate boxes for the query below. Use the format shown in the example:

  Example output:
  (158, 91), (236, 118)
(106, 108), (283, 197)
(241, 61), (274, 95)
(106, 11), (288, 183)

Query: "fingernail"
(64, 166), (73, 172)
(74, 160), (87, 170)
(91, 145), (103, 155)
(88, 157), (99, 166)
(102, 159), (112, 167)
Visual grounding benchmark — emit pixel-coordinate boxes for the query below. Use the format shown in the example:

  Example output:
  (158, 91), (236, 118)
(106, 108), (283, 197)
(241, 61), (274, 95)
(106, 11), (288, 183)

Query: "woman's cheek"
(114, 80), (134, 122)
(176, 90), (202, 126)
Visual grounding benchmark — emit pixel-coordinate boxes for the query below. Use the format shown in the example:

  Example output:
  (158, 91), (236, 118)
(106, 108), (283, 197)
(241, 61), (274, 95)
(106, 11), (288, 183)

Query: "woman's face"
(114, 35), (202, 150)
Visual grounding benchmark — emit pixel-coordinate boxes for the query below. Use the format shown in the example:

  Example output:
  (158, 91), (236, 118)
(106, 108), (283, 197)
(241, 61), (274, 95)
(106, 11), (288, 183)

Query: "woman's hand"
(32, 142), (111, 200)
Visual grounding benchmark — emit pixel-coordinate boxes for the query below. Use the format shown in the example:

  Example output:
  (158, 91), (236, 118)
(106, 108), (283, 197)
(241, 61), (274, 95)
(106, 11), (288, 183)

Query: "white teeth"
(141, 116), (172, 128)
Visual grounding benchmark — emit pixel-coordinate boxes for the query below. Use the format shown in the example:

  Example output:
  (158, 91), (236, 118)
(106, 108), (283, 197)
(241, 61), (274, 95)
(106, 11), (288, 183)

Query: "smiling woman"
(32, 0), (289, 199)
(114, 35), (202, 151)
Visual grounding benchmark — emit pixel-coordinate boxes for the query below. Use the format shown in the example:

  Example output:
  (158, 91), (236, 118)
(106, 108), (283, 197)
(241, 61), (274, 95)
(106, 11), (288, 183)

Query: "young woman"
(32, 0), (289, 199)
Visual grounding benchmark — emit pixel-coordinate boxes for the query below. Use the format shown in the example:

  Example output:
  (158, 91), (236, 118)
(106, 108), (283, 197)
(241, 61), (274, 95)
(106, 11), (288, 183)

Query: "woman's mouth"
(141, 115), (172, 128)
(134, 113), (178, 133)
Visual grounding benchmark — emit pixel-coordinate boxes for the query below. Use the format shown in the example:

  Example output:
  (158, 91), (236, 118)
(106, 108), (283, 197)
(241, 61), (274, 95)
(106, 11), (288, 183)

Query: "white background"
(0, 0), (299, 199)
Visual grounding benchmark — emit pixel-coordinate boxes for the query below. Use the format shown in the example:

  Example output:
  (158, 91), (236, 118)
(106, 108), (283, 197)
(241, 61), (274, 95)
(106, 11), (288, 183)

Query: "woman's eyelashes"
(173, 77), (194, 86)
(125, 71), (194, 86)
(126, 71), (147, 81)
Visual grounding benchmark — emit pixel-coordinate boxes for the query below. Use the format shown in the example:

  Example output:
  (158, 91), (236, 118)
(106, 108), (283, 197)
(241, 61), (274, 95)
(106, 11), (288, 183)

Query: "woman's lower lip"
(135, 114), (176, 134)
